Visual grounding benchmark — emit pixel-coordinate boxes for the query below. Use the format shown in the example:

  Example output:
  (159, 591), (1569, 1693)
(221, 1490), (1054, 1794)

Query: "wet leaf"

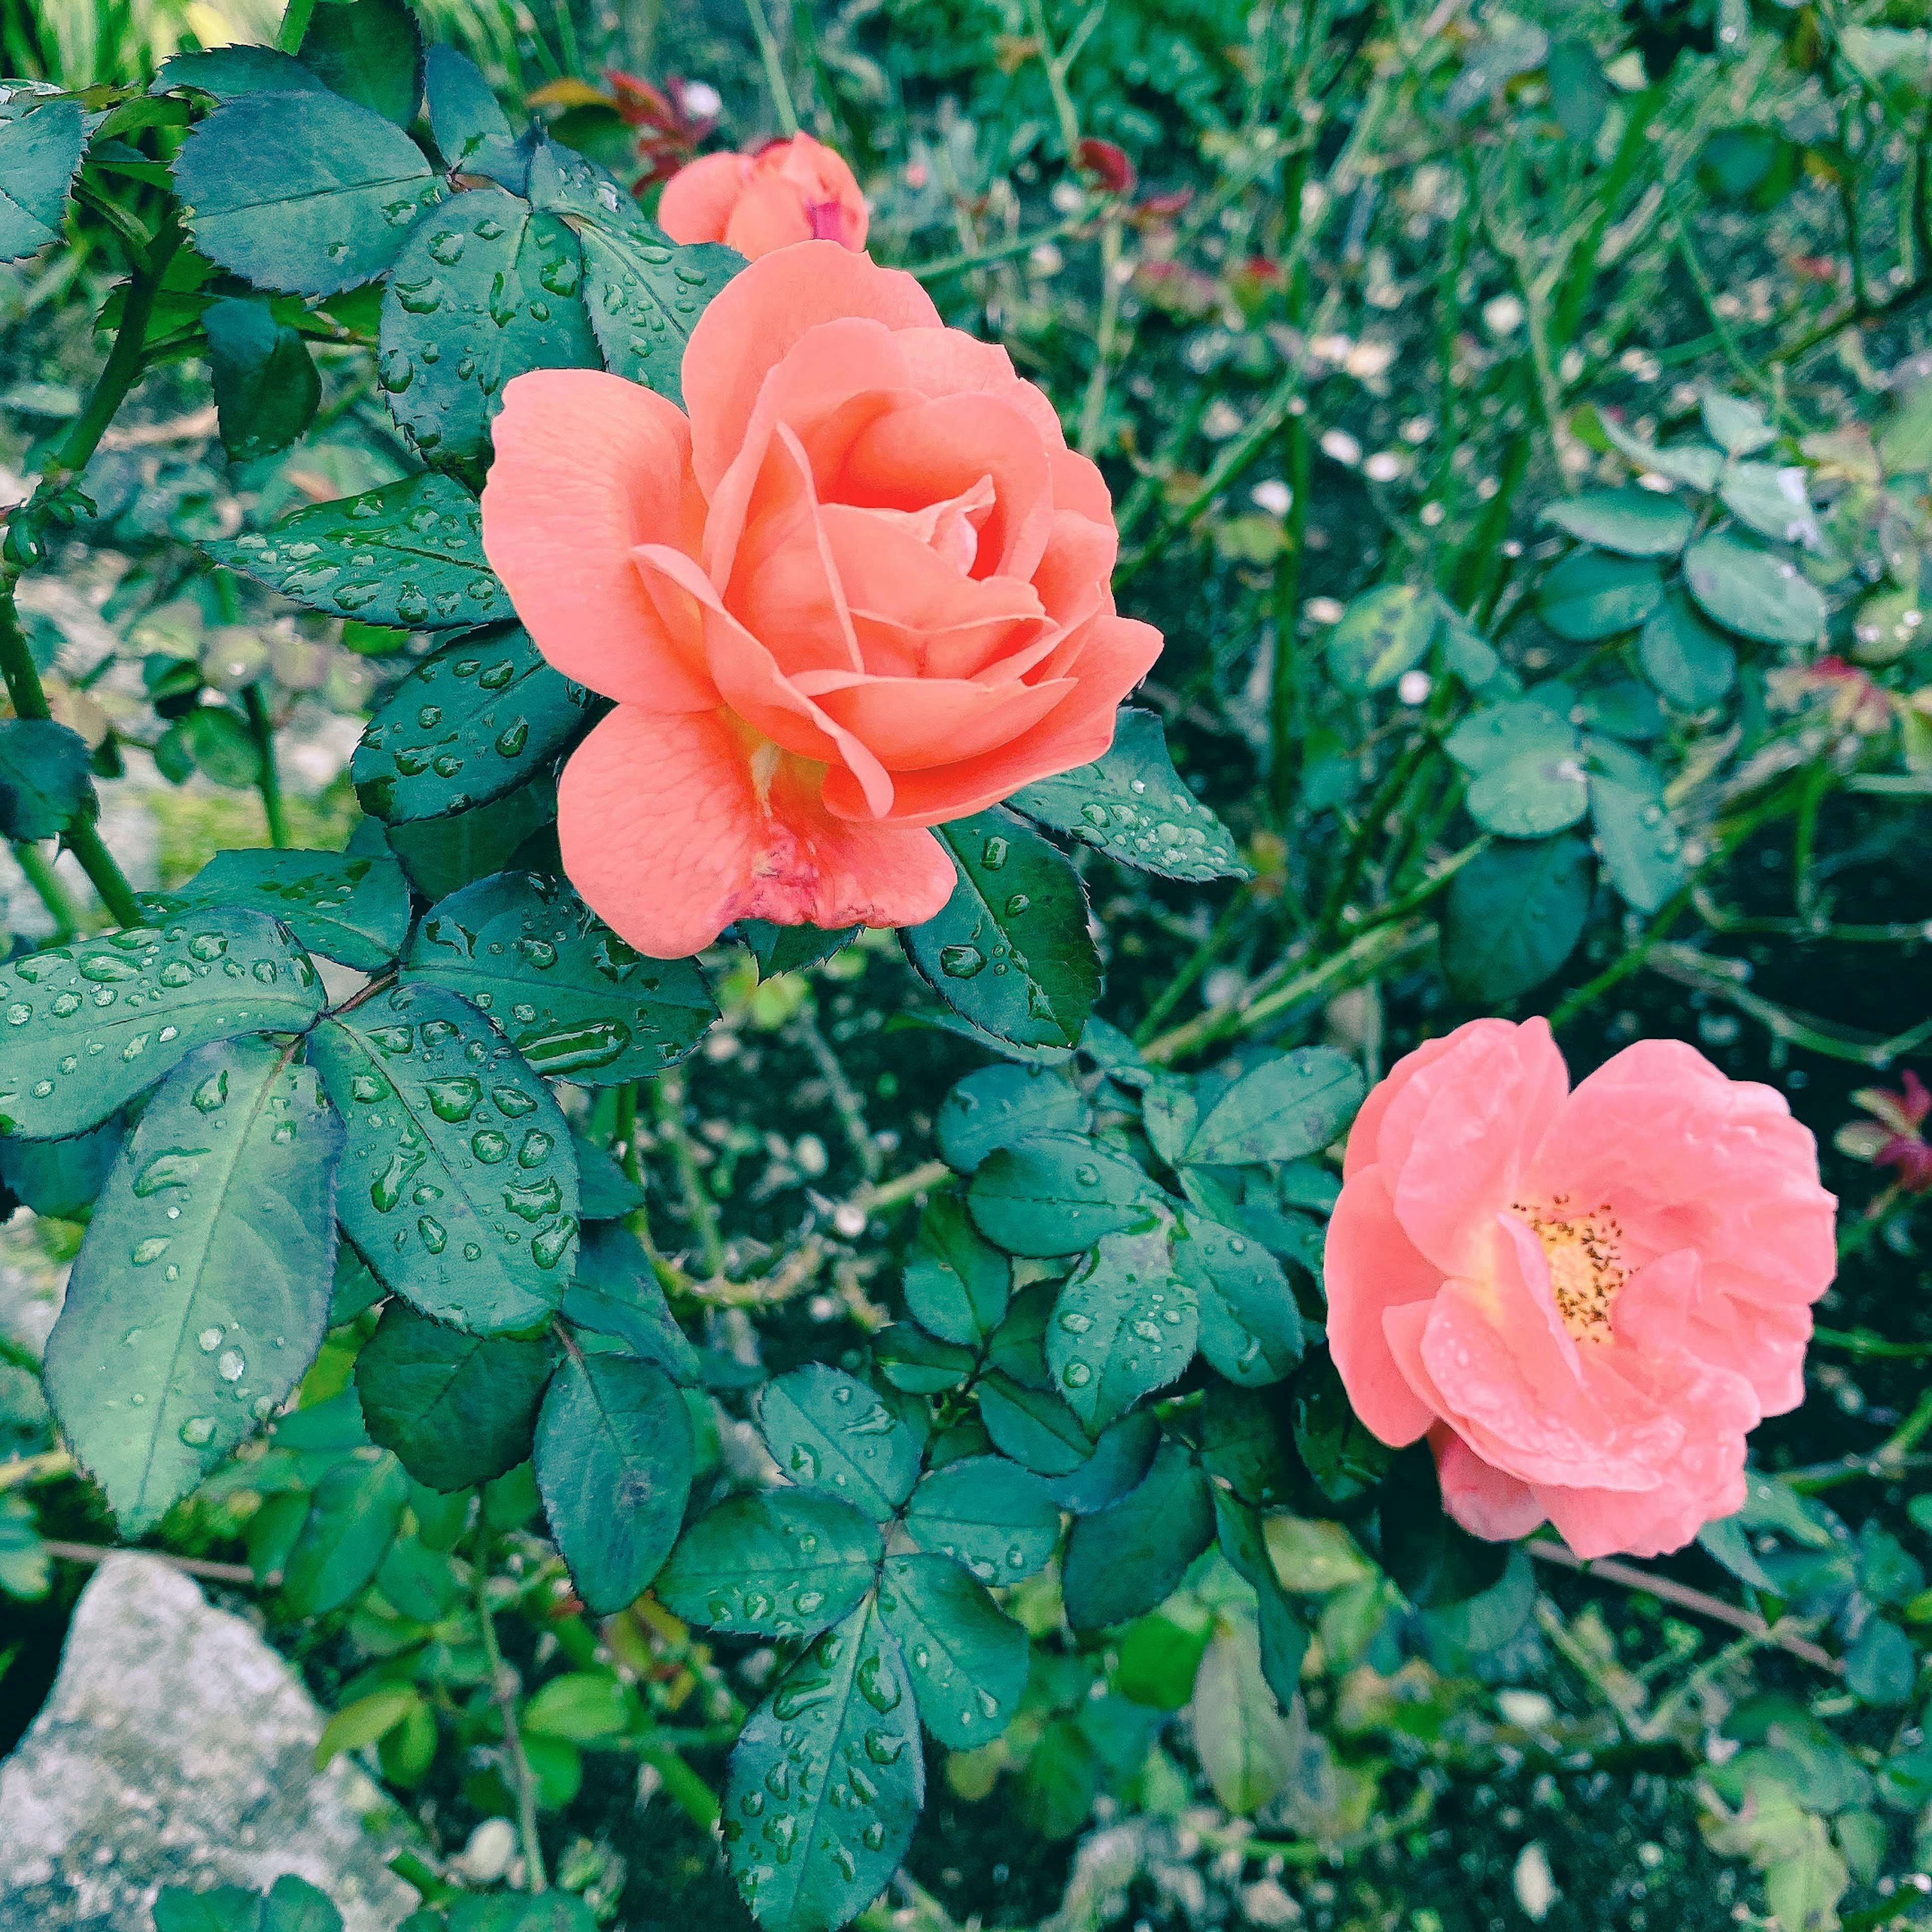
(161, 848), (412, 972)
(755, 1363), (923, 1520)
(877, 1551), (1028, 1747)
(656, 1490), (881, 1639)
(41, 1037), (341, 1532)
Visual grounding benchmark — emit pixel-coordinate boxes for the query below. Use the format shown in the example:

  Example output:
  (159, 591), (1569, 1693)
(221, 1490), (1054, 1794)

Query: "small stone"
(0, 1554), (416, 1930)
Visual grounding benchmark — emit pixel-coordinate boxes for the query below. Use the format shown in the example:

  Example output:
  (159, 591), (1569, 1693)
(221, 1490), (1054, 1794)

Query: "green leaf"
(1189, 1618), (1297, 1814)
(311, 981), (579, 1333)
(935, 1063), (1089, 1171)
(523, 1668), (640, 1740)
(525, 144), (742, 406)
(1762, 1819), (1849, 1932)
(1720, 461), (1818, 546)
(1538, 488), (1693, 557)
(154, 1887), (267, 1932)
(878, 1551), (1028, 1746)
(1324, 584), (1436, 693)
(379, 190), (601, 476)
(560, 1221), (700, 1382)
(204, 473), (506, 630)
(1701, 390), (1777, 456)
(0, 718), (96, 839)
(181, 706), (263, 788)
(0, 911), (323, 1142)
(1537, 551), (1663, 641)
(402, 868), (715, 1081)
(1007, 709), (1248, 881)
(203, 296), (321, 462)
(0, 1491), (50, 1599)
(42, 1037), (340, 1531)
(967, 1132), (1156, 1256)
(902, 1454), (1061, 1583)
(535, 1352), (693, 1613)
(1587, 746), (1684, 914)
(574, 1132), (642, 1219)
(0, 96), (85, 263)
(1638, 589), (1738, 710)
(1044, 1408), (1161, 1512)
(1199, 1384), (1297, 1508)
(280, 1447), (409, 1613)
(1441, 833), (1593, 1001)
(1214, 1490), (1308, 1708)
(0, 1110), (119, 1218)
(296, 0), (424, 125)
(874, 1322), (975, 1394)
(1844, 1617), (1917, 1705)
(1062, 1439), (1212, 1631)
(903, 809), (1099, 1049)
(1046, 1226), (1195, 1431)
(1465, 747), (1590, 838)
(1293, 1354), (1395, 1505)
(384, 780), (555, 900)
(724, 1596), (922, 1932)
(315, 1682), (422, 1766)
(1598, 414), (1723, 493)
(755, 1363), (922, 1519)
(1683, 530), (1825, 645)
(1185, 1047), (1364, 1165)
(902, 1191), (1010, 1345)
(354, 1302), (550, 1491)
(1115, 1609), (1213, 1709)
(424, 46), (522, 185)
(151, 46), (332, 101)
(656, 1490), (881, 1637)
(171, 91), (441, 297)
(1174, 1210), (1304, 1385)
(741, 920), (857, 979)
(976, 1370), (1093, 1476)
(164, 848), (411, 971)
(1443, 699), (1575, 776)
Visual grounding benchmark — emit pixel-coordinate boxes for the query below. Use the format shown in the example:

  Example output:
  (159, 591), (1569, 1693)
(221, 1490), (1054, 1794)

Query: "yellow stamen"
(1510, 1192), (1626, 1343)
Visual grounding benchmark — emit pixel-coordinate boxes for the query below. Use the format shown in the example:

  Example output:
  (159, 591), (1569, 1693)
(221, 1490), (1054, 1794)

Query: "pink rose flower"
(657, 132), (868, 258)
(479, 242), (1161, 959)
(1325, 1018), (1836, 1560)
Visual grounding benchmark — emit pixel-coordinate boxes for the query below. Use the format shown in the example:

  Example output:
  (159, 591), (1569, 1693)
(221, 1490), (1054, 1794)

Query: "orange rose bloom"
(657, 132), (867, 258)
(479, 243), (1162, 959)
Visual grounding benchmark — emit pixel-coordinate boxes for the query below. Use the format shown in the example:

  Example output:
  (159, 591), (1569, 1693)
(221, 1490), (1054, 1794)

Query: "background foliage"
(4, 0), (1932, 1929)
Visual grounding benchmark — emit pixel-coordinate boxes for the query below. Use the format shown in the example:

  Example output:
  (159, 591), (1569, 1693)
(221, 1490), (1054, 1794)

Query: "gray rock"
(0, 1552), (417, 1931)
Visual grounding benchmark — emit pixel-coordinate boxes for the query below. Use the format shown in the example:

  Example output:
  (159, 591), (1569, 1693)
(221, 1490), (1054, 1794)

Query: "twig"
(473, 1557), (549, 1893)
(742, 0), (799, 137)
(41, 1539), (255, 1586)
(1525, 1540), (1841, 1674)
(652, 1072), (729, 1280)
(796, 1005), (881, 1182)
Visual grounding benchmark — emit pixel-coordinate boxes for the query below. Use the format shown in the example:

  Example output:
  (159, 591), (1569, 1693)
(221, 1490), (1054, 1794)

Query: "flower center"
(1510, 1194), (1627, 1343)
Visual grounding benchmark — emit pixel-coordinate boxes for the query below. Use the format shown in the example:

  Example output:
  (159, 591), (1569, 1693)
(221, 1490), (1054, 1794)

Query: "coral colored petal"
(795, 670), (1075, 771)
(557, 708), (952, 959)
(1030, 511), (1119, 634)
(1432, 1427), (1547, 1542)
(631, 545), (893, 812)
(821, 614), (1162, 826)
(1383, 1018), (1570, 1276)
(1049, 445), (1115, 525)
(723, 175), (816, 257)
(1342, 1027), (1497, 1182)
(1527, 1036), (1835, 1412)
(1324, 1169), (1442, 1445)
(841, 393), (1055, 584)
(727, 422), (862, 676)
(1611, 1248), (1700, 1355)
(683, 243), (939, 496)
(891, 328), (1021, 401)
(481, 370), (713, 709)
(657, 151), (749, 244)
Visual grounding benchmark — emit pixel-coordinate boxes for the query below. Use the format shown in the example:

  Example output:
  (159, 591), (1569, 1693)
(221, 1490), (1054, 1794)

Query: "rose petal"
(683, 243), (939, 497)
(1325, 1167), (1442, 1445)
(1432, 1426), (1547, 1541)
(657, 151), (750, 244)
(792, 667), (1075, 770)
(558, 706), (953, 958)
(820, 613), (1161, 825)
(481, 370), (713, 709)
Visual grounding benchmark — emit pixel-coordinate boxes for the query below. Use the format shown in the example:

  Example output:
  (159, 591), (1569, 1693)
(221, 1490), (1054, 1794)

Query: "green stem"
(1268, 409), (1312, 824)
(652, 1073), (728, 1280)
(910, 213), (1094, 285)
(243, 685), (289, 849)
(473, 1551), (548, 1893)
(1133, 898), (1255, 1046)
(742, 0), (799, 137)
(1315, 729), (1439, 941)
(12, 840), (77, 941)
